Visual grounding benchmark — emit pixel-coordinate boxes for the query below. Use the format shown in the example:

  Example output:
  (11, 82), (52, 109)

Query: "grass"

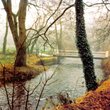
(27, 54), (57, 67)
(0, 54), (14, 64)
(0, 54), (57, 65)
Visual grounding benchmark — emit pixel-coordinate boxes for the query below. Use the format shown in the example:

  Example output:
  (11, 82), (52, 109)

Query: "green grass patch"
(0, 54), (57, 65)
(35, 56), (57, 65)
(0, 54), (15, 64)
(27, 55), (57, 66)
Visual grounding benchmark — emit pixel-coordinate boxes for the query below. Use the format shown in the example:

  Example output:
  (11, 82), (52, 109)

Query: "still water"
(0, 58), (104, 110)
(27, 58), (104, 109)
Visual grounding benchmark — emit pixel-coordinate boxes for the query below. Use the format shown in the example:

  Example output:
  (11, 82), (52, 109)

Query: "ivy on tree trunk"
(75, 0), (98, 91)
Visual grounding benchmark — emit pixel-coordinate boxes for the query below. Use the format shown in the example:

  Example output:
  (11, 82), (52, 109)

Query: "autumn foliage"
(56, 79), (110, 110)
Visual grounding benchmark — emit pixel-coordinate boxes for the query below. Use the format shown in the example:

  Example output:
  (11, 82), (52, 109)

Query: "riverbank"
(0, 54), (57, 87)
(56, 79), (110, 110)
(54, 58), (110, 110)
(101, 58), (110, 80)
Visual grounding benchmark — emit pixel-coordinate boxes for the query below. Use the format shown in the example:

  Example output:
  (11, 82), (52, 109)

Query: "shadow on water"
(13, 82), (26, 110)
(0, 81), (26, 110)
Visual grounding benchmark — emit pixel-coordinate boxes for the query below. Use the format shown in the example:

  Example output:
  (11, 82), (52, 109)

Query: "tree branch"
(84, 2), (110, 7)
(44, 4), (75, 35)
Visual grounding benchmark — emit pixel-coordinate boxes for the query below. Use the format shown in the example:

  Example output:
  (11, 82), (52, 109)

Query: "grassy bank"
(0, 54), (57, 86)
(0, 64), (46, 85)
(27, 54), (57, 66)
(0, 54), (57, 65)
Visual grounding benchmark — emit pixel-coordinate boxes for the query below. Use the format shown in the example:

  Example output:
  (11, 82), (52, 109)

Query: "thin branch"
(44, 4), (75, 35)
(39, 0), (63, 32)
(101, 0), (110, 11)
(25, 86), (30, 110)
(26, 0), (63, 49)
(29, 77), (42, 95)
(84, 2), (110, 7)
(2, 67), (12, 110)
(35, 73), (55, 110)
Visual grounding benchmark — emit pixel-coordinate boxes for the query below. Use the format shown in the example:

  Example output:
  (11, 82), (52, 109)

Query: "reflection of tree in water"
(14, 82), (26, 110)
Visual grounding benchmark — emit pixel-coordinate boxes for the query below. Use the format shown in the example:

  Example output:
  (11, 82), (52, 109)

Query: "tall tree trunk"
(2, 0), (27, 67)
(30, 39), (38, 54)
(2, 18), (8, 55)
(55, 19), (63, 63)
(15, 45), (26, 67)
(14, 0), (27, 67)
(59, 19), (63, 51)
(1, 0), (19, 48)
(55, 22), (60, 63)
(75, 0), (98, 91)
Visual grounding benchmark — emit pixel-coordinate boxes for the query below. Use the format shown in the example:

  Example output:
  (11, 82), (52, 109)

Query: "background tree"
(2, 0), (28, 67)
(93, 13), (110, 51)
(2, 18), (8, 55)
(75, 0), (98, 91)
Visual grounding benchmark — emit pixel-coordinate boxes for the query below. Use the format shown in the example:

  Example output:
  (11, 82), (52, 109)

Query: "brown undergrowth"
(0, 64), (47, 87)
(56, 79), (110, 110)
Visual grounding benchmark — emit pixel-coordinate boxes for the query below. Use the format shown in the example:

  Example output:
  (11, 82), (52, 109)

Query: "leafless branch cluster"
(26, 0), (75, 51)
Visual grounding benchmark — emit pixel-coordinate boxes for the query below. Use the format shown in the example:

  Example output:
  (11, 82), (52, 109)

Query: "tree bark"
(14, 0), (27, 67)
(75, 0), (98, 91)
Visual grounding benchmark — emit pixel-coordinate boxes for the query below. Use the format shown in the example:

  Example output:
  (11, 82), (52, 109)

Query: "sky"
(0, 0), (109, 48)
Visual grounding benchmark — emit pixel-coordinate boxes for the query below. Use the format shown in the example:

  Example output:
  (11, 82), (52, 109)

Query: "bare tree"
(2, 0), (28, 67)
